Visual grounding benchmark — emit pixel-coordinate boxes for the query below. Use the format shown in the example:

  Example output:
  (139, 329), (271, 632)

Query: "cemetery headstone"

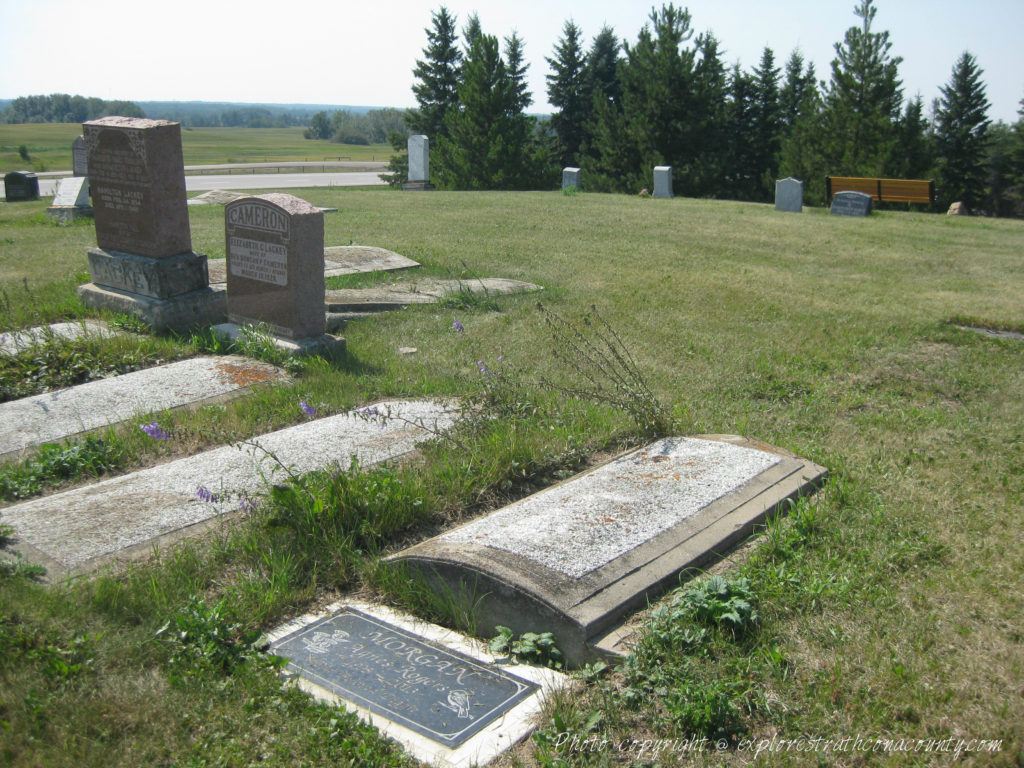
(774, 177), (803, 213)
(215, 193), (343, 355)
(77, 116), (225, 332)
(829, 190), (872, 217)
(403, 135), (434, 191)
(72, 135), (88, 177)
(4, 171), (39, 201)
(46, 176), (92, 222)
(391, 435), (827, 665)
(562, 167), (581, 191)
(653, 166), (673, 198)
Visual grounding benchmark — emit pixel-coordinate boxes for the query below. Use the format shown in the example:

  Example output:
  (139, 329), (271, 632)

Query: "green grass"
(1, 189), (1023, 766)
(0, 124), (388, 172)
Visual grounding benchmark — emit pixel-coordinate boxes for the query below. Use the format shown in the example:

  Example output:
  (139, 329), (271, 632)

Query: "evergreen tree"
(406, 6), (462, 140)
(778, 49), (818, 131)
(584, 26), (623, 108)
(751, 46), (782, 198)
(1008, 97), (1024, 216)
(504, 32), (532, 113)
(820, 0), (903, 176)
(933, 51), (991, 210)
(690, 32), (730, 196)
(892, 95), (933, 181)
(725, 65), (760, 200)
(546, 20), (588, 166)
(778, 49), (827, 203)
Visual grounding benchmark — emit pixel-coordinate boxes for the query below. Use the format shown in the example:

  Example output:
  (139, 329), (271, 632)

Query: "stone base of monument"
(265, 601), (566, 768)
(402, 181), (435, 191)
(211, 322), (346, 357)
(78, 283), (226, 334)
(45, 205), (93, 222)
(389, 435), (827, 667)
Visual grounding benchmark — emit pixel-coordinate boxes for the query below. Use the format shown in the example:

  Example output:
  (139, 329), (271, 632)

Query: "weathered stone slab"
(653, 166), (673, 198)
(830, 190), (872, 217)
(562, 167), (581, 191)
(1, 400), (457, 578)
(0, 321), (114, 356)
(390, 436), (826, 666)
(52, 176), (90, 207)
(775, 177), (803, 213)
(266, 601), (565, 768)
(325, 278), (541, 312)
(186, 189), (250, 207)
(0, 356), (281, 460)
(207, 246), (420, 285)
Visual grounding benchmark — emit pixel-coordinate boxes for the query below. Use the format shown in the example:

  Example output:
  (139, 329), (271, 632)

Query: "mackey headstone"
(829, 190), (872, 217)
(72, 136), (88, 177)
(774, 177), (803, 213)
(562, 167), (581, 191)
(224, 193), (325, 339)
(84, 116), (192, 258)
(653, 166), (673, 198)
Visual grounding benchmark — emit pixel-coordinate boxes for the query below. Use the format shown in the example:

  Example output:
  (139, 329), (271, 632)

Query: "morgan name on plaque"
(271, 608), (539, 749)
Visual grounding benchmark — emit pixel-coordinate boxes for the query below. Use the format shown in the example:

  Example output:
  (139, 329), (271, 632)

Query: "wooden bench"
(826, 176), (935, 205)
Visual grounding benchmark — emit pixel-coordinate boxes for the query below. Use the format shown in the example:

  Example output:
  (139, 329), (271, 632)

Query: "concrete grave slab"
(265, 600), (566, 768)
(390, 435), (826, 666)
(207, 246), (420, 285)
(1, 400), (457, 579)
(0, 356), (281, 461)
(0, 320), (115, 356)
(187, 189), (250, 206)
(325, 278), (542, 313)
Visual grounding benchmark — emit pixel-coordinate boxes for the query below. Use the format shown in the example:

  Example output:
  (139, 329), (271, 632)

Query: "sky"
(1, 0), (1022, 124)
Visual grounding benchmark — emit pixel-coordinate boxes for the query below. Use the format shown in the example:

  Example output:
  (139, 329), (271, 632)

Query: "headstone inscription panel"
(829, 190), (872, 217)
(225, 193), (325, 339)
(653, 166), (673, 198)
(774, 177), (803, 213)
(52, 176), (90, 207)
(271, 607), (539, 749)
(4, 171), (39, 201)
(72, 136), (88, 177)
(562, 167), (581, 191)
(83, 116), (191, 258)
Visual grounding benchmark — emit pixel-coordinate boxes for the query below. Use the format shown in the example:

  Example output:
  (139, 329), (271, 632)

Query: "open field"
(1, 190), (1022, 766)
(0, 124), (388, 172)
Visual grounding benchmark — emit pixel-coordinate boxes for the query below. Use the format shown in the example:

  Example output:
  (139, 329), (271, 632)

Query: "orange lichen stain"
(215, 361), (278, 388)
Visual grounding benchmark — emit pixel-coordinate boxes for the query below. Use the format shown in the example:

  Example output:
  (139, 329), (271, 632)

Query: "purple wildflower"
(195, 486), (219, 503)
(239, 497), (256, 514)
(452, 320), (464, 333)
(140, 421), (169, 441)
(300, 400), (318, 417)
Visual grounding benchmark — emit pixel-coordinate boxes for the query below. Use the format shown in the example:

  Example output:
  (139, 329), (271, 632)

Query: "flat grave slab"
(390, 435), (826, 666)
(207, 246), (420, 285)
(2, 399), (457, 578)
(325, 278), (542, 312)
(265, 600), (566, 768)
(0, 320), (115, 356)
(0, 356), (281, 460)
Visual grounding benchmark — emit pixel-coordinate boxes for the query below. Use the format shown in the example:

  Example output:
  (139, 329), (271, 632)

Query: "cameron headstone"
(653, 166), (673, 198)
(774, 177), (803, 213)
(224, 193), (325, 339)
(829, 190), (872, 217)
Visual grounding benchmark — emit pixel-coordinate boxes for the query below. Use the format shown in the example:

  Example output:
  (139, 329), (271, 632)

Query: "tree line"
(1, 94), (144, 124)
(304, 108), (407, 145)
(393, 2), (1024, 216)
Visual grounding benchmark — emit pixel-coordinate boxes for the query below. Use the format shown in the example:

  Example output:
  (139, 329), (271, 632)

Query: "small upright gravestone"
(403, 135), (434, 191)
(214, 193), (344, 355)
(562, 167), (581, 191)
(77, 116), (225, 331)
(653, 166), (673, 198)
(46, 176), (92, 222)
(774, 177), (803, 213)
(829, 190), (872, 217)
(4, 171), (39, 201)
(72, 136), (88, 177)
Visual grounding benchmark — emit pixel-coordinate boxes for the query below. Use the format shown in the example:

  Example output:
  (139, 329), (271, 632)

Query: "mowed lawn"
(0, 189), (1022, 766)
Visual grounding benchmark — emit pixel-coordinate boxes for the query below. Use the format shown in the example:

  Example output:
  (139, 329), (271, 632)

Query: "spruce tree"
(546, 20), (588, 166)
(406, 6), (462, 140)
(725, 65), (760, 200)
(584, 26), (622, 108)
(933, 51), (991, 210)
(892, 95), (933, 182)
(751, 46), (782, 199)
(821, 0), (903, 176)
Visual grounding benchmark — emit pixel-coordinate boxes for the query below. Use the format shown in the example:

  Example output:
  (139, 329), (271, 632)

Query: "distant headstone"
(216, 193), (342, 355)
(46, 176), (93, 222)
(653, 166), (673, 198)
(774, 177), (803, 213)
(947, 201), (967, 215)
(4, 171), (39, 201)
(830, 190), (872, 217)
(403, 134), (434, 191)
(77, 116), (225, 332)
(562, 167), (581, 191)
(72, 136), (88, 177)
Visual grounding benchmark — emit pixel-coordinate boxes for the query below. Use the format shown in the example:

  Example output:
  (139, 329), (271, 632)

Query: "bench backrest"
(826, 176), (935, 204)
